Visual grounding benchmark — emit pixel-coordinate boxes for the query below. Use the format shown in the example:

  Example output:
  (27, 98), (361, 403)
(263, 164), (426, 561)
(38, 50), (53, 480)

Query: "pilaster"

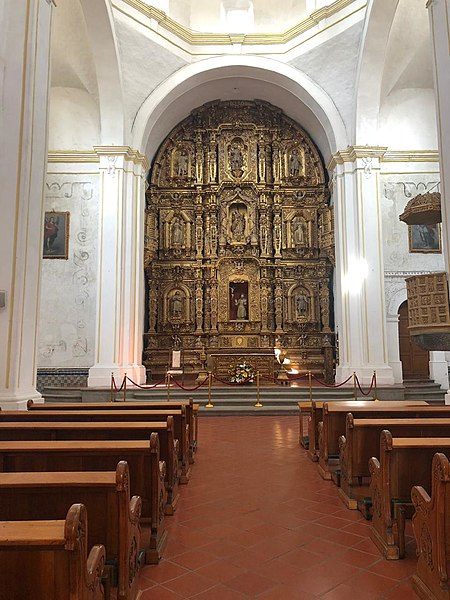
(88, 147), (149, 387)
(331, 146), (395, 384)
(0, 0), (53, 409)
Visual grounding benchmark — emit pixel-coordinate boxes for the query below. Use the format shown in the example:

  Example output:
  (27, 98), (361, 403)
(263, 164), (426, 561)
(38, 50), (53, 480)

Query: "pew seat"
(0, 462), (141, 600)
(0, 503), (105, 600)
(412, 452), (450, 600)
(339, 415), (450, 510)
(369, 433), (450, 560)
(0, 433), (167, 564)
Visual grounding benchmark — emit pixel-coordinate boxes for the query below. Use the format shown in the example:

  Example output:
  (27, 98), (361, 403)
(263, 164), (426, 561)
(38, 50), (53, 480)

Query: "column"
(0, 0), (53, 410)
(428, 0), (450, 402)
(88, 147), (149, 387)
(331, 147), (395, 385)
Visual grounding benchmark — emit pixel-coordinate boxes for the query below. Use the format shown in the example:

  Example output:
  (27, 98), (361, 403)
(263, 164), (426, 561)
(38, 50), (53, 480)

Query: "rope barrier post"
(373, 370), (378, 401)
(255, 371), (262, 407)
(205, 372), (214, 408)
(166, 372), (171, 402)
(110, 372), (114, 403)
(308, 370), (312, 404)
(353, 372), (358, 401)
(123, 373), (127, 402)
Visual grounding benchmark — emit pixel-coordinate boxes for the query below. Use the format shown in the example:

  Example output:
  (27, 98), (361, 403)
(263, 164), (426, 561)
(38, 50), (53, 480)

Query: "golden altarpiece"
(143, 100), (334, 381)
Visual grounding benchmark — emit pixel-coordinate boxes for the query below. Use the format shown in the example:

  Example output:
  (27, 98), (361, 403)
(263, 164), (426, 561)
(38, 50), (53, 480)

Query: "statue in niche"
(170, 216), (183, 247)
(235, 294), (248, 320)
(229, 282), (248, 321)
(229, 143), (244, 175)
(230, 207), (246, 240)
(170, 290), (183, 320)
(176, 150), (188, 177)
(295, 291), (309, 318)
(288, 148), (301, 177)
(292, 217), (306, 246)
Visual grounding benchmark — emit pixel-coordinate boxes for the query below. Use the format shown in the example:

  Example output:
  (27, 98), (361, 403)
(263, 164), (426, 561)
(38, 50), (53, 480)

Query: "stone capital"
(327, 146), (388, 171)
(93, 146), (149, 171)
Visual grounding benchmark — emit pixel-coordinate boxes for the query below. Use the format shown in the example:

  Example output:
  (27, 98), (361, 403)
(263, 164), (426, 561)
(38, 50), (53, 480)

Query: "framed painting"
(408, 223), (441, 253)
(43, 211), (70, 259)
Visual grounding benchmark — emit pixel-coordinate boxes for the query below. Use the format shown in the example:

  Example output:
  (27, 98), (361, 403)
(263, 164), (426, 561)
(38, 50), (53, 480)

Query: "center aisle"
(138, 416), (418, 599)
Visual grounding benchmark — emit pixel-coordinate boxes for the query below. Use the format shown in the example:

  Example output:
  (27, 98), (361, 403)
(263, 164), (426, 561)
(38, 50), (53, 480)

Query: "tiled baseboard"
(36, 369), (89, 393)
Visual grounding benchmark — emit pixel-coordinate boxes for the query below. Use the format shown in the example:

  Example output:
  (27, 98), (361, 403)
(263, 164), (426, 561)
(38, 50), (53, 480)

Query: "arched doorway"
(398, 300), (429, 379)
(143, 100), (335, 380)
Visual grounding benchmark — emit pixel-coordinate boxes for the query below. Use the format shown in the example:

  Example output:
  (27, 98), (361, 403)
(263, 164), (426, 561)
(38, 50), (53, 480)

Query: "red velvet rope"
(125, 376), (166, 389)
(111, 375), (126, 392)
(170, 377), (209, 391)
(311, 373), (353, 388)
(356, 374), (375, 397)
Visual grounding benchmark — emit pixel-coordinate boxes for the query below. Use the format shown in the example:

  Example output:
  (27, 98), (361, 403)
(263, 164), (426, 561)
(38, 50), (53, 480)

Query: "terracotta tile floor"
(138, 416), (419, 599)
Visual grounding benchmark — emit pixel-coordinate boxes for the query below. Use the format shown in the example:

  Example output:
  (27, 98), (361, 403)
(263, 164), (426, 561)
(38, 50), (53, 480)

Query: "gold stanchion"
(205, 372), (214, 408)
(255, 371), (263, 407)
(373, 370), (378, 401)
(166, 372), (171, 402)
(110, 372), (114, 403)
(308, 370), (312, 404)
(123, 373), (127, 402)
(353, 371), (357, 401)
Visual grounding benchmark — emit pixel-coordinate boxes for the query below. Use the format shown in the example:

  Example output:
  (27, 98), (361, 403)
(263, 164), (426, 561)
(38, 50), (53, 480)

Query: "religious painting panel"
(408, 223), (441, 253)
(43, 211), (70, 259)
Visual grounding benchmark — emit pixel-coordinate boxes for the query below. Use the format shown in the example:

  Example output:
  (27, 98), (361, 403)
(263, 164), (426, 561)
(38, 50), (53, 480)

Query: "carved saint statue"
(170, 290), (183, 320)
(235, 293), (248, 320)
(288, 149), (301, 177)
(230, 144), (243, 172)
(292, 217), (306, 246)
(176, 151), (188, 177)
(170, 217), (183, 247)
(230, 207), (246, 240)
(295, 291), (309, 318)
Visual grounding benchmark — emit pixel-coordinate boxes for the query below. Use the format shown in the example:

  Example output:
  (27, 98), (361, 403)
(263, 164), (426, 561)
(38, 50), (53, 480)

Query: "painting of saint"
(43, 212), (70, 259)
(409, 223), (441, 253)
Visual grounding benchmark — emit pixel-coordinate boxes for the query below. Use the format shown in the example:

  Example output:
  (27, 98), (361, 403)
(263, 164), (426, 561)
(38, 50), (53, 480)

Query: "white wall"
(38, 169), (99, 369)
(48, 87), (100, 150)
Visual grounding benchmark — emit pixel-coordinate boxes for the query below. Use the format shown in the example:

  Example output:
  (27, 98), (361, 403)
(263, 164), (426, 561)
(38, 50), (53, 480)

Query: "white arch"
(387, 286), (407, 318)
(132, 56), (348, 164)
(354, 0), (399, 144)
(79, 0), (125, 144)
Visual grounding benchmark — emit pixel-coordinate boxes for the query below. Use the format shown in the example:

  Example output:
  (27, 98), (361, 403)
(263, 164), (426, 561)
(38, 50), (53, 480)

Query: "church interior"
(2, 0), (450, 597)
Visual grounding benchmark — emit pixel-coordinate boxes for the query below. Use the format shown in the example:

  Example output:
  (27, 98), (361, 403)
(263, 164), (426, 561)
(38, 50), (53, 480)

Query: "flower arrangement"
(228, 362), (255, 384)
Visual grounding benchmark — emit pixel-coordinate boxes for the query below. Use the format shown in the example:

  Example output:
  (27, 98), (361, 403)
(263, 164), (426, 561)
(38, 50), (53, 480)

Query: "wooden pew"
(0, 433), (167, 564)
(411, 452), (450, 600)
(0, 410), (189, 488)
(339, 415), (450, 509)
(0, 418), (180, 514)
(369, 432), (450, 560)
(0, 503), (105, 600)
(0, 461), (141, 600)
(318, 401), (444, 479)
(28, 398), (199, 463)
(304, 400), (428, 463)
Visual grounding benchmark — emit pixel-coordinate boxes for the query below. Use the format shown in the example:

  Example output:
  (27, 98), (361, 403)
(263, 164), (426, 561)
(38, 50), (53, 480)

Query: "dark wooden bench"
(0, 503), (105, 600)
(411, 452), (450, 600)
(0, 461), (141, 600)
(318, 402), (442, 479)
(0, 410), (190, 490)
(369, 432), (450, 559)
(0, 433), (167, 564)
(0, 418), (180, 514)
(339, 415), (450, 510)
(28, 399), (199, 463)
